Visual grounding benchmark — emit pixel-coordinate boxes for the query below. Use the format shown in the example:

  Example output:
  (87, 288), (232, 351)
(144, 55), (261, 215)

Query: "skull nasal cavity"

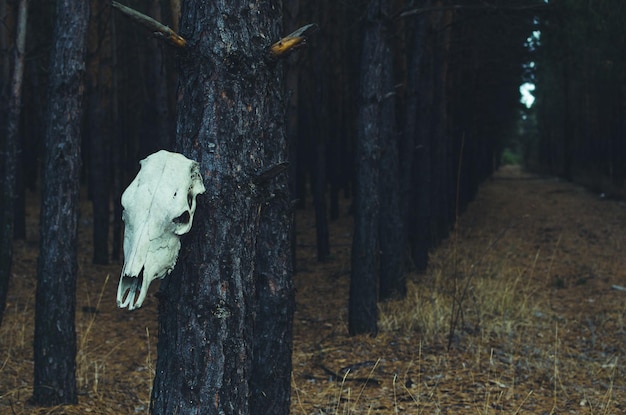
(173, 211), (190, 224)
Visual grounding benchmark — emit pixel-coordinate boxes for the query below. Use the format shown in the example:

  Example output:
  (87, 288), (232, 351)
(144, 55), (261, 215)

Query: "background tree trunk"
(378, 1), (406, 301)
(111, 9), (123, 261)
(140, 0), (174, 155)
(403, 5), (431, 272)
(11, 15), (26, 242)
(32, 0), (89, 405)
(285, 0), (300, 269)
(349, 0), (390, 336)
(310, 5), (330, 261)
(150, 1), (288, 413)
(0, 0), (28, 327)
(87, 0), (113, 265)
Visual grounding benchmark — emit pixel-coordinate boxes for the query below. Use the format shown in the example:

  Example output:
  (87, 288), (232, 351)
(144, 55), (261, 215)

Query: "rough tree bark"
(32, 0), (89, 406)
(250, 176), (294, 414)
(0, 0), (28, 327)
(249, 3), (298, 411)
(150, 1), (291, 414)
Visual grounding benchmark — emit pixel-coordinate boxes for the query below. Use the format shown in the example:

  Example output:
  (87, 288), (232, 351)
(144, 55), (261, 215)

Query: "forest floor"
(1, 164), (626, 414)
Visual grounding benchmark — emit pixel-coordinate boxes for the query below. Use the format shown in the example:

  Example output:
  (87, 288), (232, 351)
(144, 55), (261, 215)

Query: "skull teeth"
(117, 267), (145, 310)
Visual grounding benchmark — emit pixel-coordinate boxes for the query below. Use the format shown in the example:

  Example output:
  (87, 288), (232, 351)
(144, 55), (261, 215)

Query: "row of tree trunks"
(349, 0), (536, 334)
(3, 1), (527, 281)
(529, 1), (626, 195)
(0, 1), (294, 411)
(0, 0), (536, 409)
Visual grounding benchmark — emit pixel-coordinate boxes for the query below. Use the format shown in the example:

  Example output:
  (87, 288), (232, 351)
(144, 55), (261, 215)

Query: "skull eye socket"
(173, 211), (190, 225)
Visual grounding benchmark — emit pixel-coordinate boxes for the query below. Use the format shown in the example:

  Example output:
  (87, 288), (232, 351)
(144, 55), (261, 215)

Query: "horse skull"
(117, 150), (205, 310)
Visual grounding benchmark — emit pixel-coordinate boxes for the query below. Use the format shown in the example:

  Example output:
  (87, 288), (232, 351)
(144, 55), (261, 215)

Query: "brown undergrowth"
(2, 165), (626, 414)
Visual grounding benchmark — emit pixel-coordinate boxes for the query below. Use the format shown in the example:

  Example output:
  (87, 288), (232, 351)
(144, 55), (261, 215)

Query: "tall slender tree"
(310, 2), (330, 261)
(349, 0), (395, 335)
(403, 2), (432, 272)
(284, 0), (300, 268)
(378, 3), (406, 301)
(0, 0), (28, 327)
(32, 0), (89, 405)
(87, 0), (113, 265)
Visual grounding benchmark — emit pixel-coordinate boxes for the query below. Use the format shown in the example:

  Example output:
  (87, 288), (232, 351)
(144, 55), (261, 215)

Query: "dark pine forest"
(2, 0), (626, 414)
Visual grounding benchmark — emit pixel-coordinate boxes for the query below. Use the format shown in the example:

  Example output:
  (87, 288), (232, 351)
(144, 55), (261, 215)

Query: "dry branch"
(269, 23), (318, 59)
(111, 1), (186, 48)
(399, 3), (550, 19)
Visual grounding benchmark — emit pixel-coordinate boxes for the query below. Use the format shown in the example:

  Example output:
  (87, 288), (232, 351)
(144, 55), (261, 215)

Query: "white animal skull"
(117, 150), (205, 310)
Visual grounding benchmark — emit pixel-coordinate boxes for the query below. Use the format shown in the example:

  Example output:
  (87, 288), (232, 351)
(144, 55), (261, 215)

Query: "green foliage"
(500, 147), (523, 166)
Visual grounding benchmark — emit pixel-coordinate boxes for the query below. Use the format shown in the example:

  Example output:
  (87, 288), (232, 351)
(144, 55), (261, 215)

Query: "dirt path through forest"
(291, 165), (626, 414)
(1, 165), (626, 414)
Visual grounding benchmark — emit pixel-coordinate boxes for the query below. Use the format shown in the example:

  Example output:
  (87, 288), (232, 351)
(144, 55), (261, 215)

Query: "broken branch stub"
(111, 1), (186, 48)
(269, 23), (319, 59)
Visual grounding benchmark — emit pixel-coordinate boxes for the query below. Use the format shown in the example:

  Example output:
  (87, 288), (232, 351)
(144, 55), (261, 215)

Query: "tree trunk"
(430, 4), (452, 244)
(349, 0), (390, 336)
(150, 1), (288, 413)
(9, 5), (27, 239)
(87, 0), (113, 265)
(169, 0), (180, 32)
(377, 1), (406, 301)
(250, 7), (294, 411)
(404, 6), (431, 272)
(140, 0), (174, 156)
(0, 0), (28, 327)
(0, 1), (11, 87)
(32, 0), (89, 405)
(313, 138), (330, 261)
(284, 0), (299, 269)
(311, 8), (330, 261)
(250, 179), (294, 415)
(111, 9), (123, 261)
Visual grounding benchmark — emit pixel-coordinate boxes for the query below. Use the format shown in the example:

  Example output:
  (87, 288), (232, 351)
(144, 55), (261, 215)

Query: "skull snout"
(117, 267), (146, 310)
